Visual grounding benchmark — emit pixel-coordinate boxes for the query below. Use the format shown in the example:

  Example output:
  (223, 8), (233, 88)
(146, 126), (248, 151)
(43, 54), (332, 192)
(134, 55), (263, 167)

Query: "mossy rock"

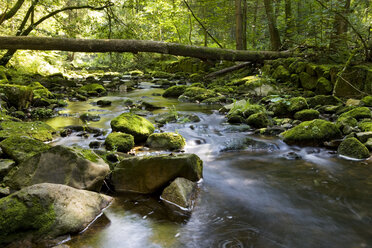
(0, 159), (16, 178)
(150, 71), (173, 78)
(338, 137), (370, 159)
(179, 87), (215, 102)
(336, 116), (358, 134)
(78, 83), (106, 96)
(281, 119), (342, 146)
(271, 97), (308, 117)
(0, 84), (33, 109)
(110, 113), (155, 143)
(242, 104), (266, 118)
(0, 183), (112, 246)
(0, 136), (50, 163)
(294, 109), (320, 121)
(201, 96), (226, 104)
(361, 96), (372, 107)
(299, 72), (317, 90)
(129, 70), (144, 76)
(161, 177), (197, 211)
(246, 112), (269, 128)
(272, 65), (290, 82)
(0, 121), (55, 142)
(307, 95), (342, 108)
(146, 132), (186, 150)
(162, 85), (188, 98)
(316, 77), (333, 94)
(80, 113), (101, 122)
(105, 132), (134, 153)
(339, 107), (371, 120)
(359, 122), (372, 132)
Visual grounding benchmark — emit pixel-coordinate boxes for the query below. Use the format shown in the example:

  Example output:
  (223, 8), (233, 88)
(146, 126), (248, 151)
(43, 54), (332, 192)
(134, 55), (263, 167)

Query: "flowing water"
(45, 81), (372, 248)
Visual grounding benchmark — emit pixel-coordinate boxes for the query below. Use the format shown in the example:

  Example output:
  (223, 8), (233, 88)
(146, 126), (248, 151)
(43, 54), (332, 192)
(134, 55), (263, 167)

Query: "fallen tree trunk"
(205, 62), (252, 78)
(0, 36), (296, 62)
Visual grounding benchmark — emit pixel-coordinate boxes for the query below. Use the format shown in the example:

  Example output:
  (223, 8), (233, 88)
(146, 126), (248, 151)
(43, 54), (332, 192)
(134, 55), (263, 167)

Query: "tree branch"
(0, 0), (25, 25)
(182, 0), (223, 48)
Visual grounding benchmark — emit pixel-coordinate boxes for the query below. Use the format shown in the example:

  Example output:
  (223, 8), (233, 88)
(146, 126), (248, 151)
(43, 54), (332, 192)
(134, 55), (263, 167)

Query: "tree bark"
(0, 36), (295, 63)
(235, 0), (244, 50)
(263, 0), (282, 51)
(329, 0), (351, 50)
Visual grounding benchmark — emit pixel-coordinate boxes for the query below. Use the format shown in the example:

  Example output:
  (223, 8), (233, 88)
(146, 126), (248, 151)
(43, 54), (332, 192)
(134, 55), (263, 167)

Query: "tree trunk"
(235, 0), (244, 50)
(242, 0), (247, 49)
(252, 0), (259, 48)
(0, 36), (295, 65)
(329, 0), (351, 50)
(284, 0), (293, 46)
(263, 0), (282, 51)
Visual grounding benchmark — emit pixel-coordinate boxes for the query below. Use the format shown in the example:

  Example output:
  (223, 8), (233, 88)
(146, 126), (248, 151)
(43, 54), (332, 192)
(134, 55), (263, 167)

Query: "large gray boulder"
(0, 183), (112, 246)
(112, 153), (203, 194)
(161, 177), (197, 211)
(4, 146), (110, 192)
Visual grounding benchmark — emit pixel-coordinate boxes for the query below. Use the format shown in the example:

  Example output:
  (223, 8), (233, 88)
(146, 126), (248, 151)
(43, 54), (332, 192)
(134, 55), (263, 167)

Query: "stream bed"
(45, 82), (372, 248)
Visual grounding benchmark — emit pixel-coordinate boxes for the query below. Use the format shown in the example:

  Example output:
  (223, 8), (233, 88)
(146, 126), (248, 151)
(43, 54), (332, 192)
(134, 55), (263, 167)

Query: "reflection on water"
(50, 83), (372, 248)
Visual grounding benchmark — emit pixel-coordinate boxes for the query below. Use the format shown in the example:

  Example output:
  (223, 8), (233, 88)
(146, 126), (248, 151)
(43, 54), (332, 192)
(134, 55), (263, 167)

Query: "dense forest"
(0, 1), (371, 248)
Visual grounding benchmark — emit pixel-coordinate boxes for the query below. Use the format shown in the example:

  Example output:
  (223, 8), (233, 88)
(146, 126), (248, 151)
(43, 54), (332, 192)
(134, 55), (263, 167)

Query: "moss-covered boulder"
(0, 121), (55, 142)
(161, 177), (197, 211)
(110, 113), (155, 143)
(3, 146), (110, 192)
(162, 85), (188, 98)
(242, 104), (266, 118)
(316, 77), (333, 94)
(146, 132), (186, 150)
(111, 153), (203, 194)
(307, 95), (342, 108)
(0, 183), (112, 246)
(339, 107), (371, 120)
(0, 159), (15, 179)
(272, 65), (290, 82)
(105, 132), (134, 152)
(299, 72), (317, 90)
(281, 119), (342, 146)
(78, 83), (106, 96)
(0, 84), (33, 109)
(178, 87), (215, 102)
(337, 137), (370, 159)
(29, 82), (54, 107)
(361, 96), (372, 107)
(294, 109), (320, 121)
(246, 112), (269, 128)
(0, 136), (50, 163)
(336, 116), (358, 134)
(359, 122), (372, 132)
(271, 97), (308, 117)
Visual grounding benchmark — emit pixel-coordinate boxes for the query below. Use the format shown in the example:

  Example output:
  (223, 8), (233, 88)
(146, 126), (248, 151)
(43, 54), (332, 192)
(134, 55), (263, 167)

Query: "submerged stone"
(0, 183), (112, 246)
(111, 153), (203, 194)
(105, 132), (134, 153)
(110, 113), (155, 143)
(146, 132), (186, 150)
(161, 177), (197, 211)
(281, 119), (342, 146)
(338, 137), (370, 159)
(4, 146), (110, 192)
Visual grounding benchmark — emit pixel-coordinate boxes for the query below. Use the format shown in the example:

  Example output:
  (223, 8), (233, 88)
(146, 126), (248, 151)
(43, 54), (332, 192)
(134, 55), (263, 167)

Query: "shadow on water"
(47, 82), (372, 248)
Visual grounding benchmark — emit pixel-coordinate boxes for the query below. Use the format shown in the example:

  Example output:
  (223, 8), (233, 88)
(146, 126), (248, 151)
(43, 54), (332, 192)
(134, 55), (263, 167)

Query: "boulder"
(220, 137), (279, 152)
(105, 132), (134, 152)
(0, 136), (50, 163)
(316, 77), (333, 94)
(0, 121), (55, 142)
(96, 100), (112, 106)
(270, 97), (308, 117)
(359, 122), (372, 132)
(365, 138), (372, 151)
(0, 84), (33, 109)
(272, 65), (290, 82)
(0, 183), (112, 246)
(294, 109), (320, 121)
(178, 87), (215, 102)
(0, 159), (15, 179)
(361, 96), (372, 107)
(110, 113), (155, 143)
(307, 95), (342, 108)
(281, 119), (342, 146)
(339, 107), (371, 120)
(3, 146), (110, 192)
(356, 132), (372, 143)
(146, 132), (186, 150)
(299, 72), (317, 90)
(161, 177), (197, 211)
(338, 137), (370, 159)
(162, 85), (188, 98)
(78, 83), (106, 96)
(111, 153), (203, 194)
(246, 112), (269, 128)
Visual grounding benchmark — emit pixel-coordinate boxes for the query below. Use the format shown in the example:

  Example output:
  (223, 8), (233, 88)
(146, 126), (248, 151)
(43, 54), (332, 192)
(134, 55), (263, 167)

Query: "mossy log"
(0, 36), (295, 62)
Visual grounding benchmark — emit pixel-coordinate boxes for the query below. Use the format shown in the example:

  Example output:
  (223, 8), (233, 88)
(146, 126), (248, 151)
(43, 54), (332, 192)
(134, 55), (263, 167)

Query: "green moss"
(359, 122), (372, 132)
(272, 65), (290, 82)
(281, 119), (342, 146)
(105, 132), (134, 152)
(336, 116), (358, 132)
(129, 70), (144, 76)
(111, 113), (155, 143)
(201, 96), (226, 104)
(150, 71), (173, 78)
(29, 82), (53, 99)
(0, 121), (55, 141)
(287, 97), (309, 113)
(307, 95), (342, 108)
(339, 107), (371, 120)
(78, 83), (106, 96)
(0, 136), (50, 163)
(146, 132), (186, 150)
(179, 87), (215, 102)
(246, 112), (269, 128)
(75, 148), (100, 162)
(294, 109), (320, 121)
(361, 96), (372, 107)
(0, 84), (33, 109)
(162, 85), (188, 98)
(270, 97), (308, 117)
(299, 72), (317, 90)
(316, 77), (333, 94)
(338, 137), (370, 159)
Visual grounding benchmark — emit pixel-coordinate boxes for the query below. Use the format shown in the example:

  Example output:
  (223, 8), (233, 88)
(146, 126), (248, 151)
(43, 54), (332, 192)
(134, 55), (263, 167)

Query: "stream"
(45, 81), (372, 248)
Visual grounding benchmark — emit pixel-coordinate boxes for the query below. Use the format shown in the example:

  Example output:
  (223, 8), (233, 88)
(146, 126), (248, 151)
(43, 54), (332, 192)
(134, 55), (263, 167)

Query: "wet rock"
(3, 146), (110, 192)
(80, 113), (101, 122)
(365, 138), (372, 151)
(323, 139), (343, 148)
(338, 137), (370, 159)
(140, 101), (162, 110)
(339, 107), (371, 120)
(111, 113), (155, 143)
(162, 85), (188, 98)
(0, 183), (112, 246)
(0, 121), (55, 142)
(220, 137), (279, 152)
(0, 136), (50, 163)
(161, 177), (197, 211)
(282, 151), (302, 160)
(227, 114), (245, 124)
(246, 112), (270, 128)
(111, 153), (203, 194)
(294, 109), (320, 121)
(146, 132), (186, 151)
(281, 119), (342, 146)
(105, 132), (134, 153)
(0, 159), (15, 178)
(255, 126), (285, 136)
(78, 83), (106, 96)
(355, 132), (372, 143)
(97, 100), (112, 106)
(89, 141), (103, 149)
